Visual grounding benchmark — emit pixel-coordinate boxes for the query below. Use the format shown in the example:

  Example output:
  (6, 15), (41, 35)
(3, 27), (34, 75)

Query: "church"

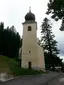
(21, 8), (45, 71)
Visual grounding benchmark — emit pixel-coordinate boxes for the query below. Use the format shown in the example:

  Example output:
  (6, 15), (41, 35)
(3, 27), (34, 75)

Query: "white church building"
(21, 9), (45, 71)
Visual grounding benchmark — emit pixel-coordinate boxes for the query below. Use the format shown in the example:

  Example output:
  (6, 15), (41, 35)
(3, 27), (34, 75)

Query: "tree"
(0, 22), (21, 58)
(46, 0), (64, 31)
(10, 26), (17, 34)
(3, 26), (21, 58)
(0, 22), (4, 55)
(40, 18), (62, 69)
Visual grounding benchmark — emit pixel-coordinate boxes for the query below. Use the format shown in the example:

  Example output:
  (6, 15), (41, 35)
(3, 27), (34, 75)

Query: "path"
(48, 72), (64, 85)
(0, 72), (63, 85)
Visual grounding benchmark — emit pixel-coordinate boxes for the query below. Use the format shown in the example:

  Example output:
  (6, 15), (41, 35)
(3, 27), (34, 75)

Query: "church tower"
(21, 8), (45, 71)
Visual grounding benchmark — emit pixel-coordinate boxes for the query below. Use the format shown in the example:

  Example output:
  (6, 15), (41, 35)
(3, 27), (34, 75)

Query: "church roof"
(25, 8), (35, 21)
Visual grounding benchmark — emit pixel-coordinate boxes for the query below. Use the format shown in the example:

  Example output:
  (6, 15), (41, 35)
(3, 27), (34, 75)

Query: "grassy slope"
(0, 56), (46, 76)
(0, 56), (12, 73)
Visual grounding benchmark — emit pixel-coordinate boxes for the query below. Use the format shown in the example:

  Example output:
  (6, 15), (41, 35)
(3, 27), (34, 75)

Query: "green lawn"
(0, 56), (12, 73)
(0, 56), (46, 76)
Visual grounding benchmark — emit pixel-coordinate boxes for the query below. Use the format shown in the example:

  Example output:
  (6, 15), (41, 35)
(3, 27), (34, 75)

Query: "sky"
(0, 0), (64, 61)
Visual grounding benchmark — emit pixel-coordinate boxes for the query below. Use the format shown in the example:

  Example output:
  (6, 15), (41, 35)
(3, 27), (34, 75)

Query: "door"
(28, 62), (32, 69)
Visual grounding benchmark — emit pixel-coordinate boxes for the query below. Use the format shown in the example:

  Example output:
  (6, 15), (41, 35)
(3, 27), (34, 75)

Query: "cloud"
(0, 0), (48, 36)
(0, 0), (64, 59)
(58, 42), (64, 56)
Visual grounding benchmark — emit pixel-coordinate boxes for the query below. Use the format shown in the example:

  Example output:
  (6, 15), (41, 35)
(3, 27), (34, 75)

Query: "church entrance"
(28, 62), (32, 69)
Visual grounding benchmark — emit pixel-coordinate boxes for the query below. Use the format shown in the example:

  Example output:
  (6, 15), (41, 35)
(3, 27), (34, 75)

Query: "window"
(29, 50), (31, 53)
(28, 26), (31, 31)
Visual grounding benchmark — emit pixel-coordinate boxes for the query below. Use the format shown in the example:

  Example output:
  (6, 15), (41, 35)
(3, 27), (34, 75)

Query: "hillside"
(0, 56), (11, 73)
(0, 56), (46, 76)
(0, 55), (19, 76)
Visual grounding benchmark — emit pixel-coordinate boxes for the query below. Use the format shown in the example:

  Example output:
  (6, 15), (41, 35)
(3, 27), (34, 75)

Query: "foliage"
(40, 18), (62, 69)
(60, 17), (64, 31)
(46, 0), (64, 31)
(0, 22), (21, 58)
(47, 0), (64, 20)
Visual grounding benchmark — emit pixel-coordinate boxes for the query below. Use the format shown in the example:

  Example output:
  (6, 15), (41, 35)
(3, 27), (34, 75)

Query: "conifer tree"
(40, 18), (62, 69)
(46, 0), (64, 31)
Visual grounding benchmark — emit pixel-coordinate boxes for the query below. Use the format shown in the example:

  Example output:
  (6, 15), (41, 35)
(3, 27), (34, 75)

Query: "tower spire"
(29, 6), (31, 12)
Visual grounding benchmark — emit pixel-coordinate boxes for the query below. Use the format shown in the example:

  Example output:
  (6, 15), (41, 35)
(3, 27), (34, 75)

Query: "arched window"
(28, 26), (31, 31)
(29, 50), (31, 53)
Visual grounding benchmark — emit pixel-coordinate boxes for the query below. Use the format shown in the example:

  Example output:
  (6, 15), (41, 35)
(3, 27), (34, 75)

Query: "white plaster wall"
(22, 22), (38, 69)
(37, 44), (45, 70)
(21, 22), (45, 71)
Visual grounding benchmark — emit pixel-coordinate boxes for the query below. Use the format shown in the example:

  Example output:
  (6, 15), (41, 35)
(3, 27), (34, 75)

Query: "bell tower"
(21, 8), (45, 71)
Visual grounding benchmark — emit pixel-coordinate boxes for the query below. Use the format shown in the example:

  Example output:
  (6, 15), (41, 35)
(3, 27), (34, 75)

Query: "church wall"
(37, 44), (45, 70)
(22, 23), (38, 69)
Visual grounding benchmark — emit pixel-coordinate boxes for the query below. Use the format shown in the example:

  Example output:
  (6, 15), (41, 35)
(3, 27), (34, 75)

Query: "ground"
(0, 56), (11, 73)
(0, 72), (64, 85)
(0, 56), (64, 85)
(48, 72), (64, 85)
(0, 56), (45, 76)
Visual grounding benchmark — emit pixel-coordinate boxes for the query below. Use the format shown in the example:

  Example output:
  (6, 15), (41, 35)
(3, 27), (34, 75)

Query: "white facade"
(21, 10), (45, 71)
(21, 20), (45, 71)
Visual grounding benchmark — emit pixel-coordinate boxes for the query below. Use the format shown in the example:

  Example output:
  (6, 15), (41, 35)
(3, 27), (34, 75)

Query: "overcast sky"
(0, 0), (64, 61)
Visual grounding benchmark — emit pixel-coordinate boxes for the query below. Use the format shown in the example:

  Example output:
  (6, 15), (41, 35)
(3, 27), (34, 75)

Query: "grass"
(0, 56), (46, 76)
(0, 56), (11, 73)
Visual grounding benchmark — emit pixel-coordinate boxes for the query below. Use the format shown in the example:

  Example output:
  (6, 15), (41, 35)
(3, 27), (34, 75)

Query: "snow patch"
(0, 73), (13, 82)
(59, 78), (64, 82)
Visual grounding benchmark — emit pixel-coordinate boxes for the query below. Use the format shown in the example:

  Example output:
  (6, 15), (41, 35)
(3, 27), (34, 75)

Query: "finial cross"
(29, 6), (31, 12)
